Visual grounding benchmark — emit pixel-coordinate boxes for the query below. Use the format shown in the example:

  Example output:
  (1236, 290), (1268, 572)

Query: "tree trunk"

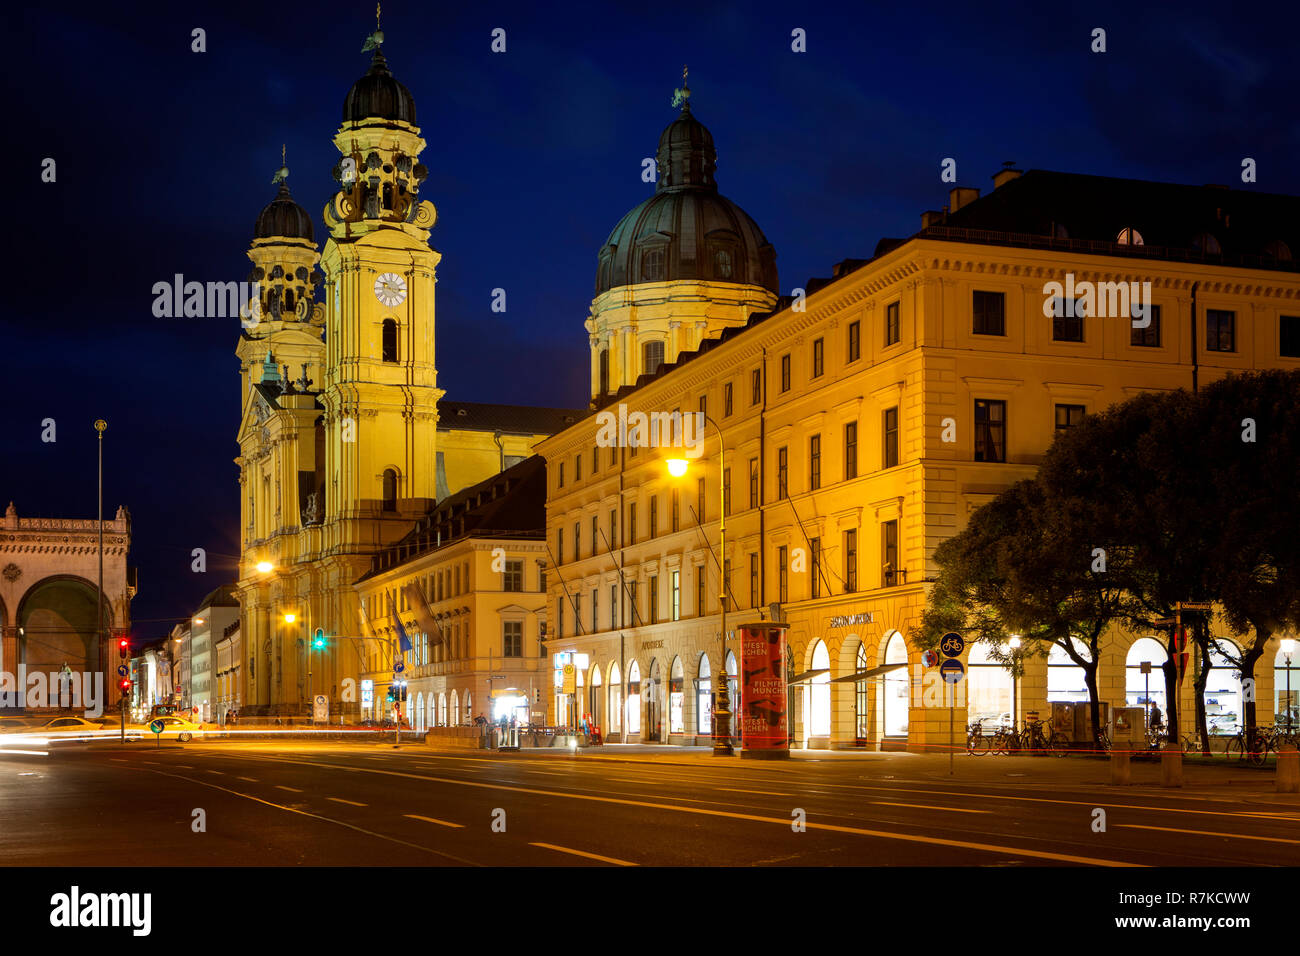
(1240, 630), (1268, 752)
(1193, 629), (1211, 755)
(1083, 659), (1103, 747)
(1162, 652), (1179, 745)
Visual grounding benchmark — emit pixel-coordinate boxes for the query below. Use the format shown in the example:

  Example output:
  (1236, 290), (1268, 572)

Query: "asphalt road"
(3, 740), (1299, 866)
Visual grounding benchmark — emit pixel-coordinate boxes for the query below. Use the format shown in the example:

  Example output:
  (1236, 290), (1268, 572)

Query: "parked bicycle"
(1021, 716), (1071, 757)
(1224, 725), (1275, 766)
(967, 719), (993, 756)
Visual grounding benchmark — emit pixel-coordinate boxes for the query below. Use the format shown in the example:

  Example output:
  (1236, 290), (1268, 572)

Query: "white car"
(35, 716), (114, 740)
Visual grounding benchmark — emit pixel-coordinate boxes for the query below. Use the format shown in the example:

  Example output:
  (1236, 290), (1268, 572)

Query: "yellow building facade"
(541, 158), (1300, 750)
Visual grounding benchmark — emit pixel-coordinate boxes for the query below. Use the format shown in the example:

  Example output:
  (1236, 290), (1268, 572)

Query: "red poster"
(739, 623), (788, 756)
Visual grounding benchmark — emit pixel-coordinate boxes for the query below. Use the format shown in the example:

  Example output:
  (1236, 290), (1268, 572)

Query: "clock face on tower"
(374, 272), (407, 307)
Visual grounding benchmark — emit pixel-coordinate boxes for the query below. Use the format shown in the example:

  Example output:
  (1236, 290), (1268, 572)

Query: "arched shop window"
(438, 692), (447, 727)
(697, 655), (712, 734)
(725, 651), (738, 734)
(1126, 637), (1167, 728)
(415, 693), (424, 731)
(805, 640), (831, 739)
(1274, 643), (1300, 733)
(608, 662), (622, 733)
(627, 660), (641, 735)
(450, 690), (459, 727)
(1047, 639), (1090, 702)
(590, 665), (603, 730)
(427, 694), (434, 729)
(1205, 641), (1243, 737)
(854, 643), (869, 741)
(881, 631), (909, 738)
(968, 642), (1012, 728)
(669, 656), (685, 734)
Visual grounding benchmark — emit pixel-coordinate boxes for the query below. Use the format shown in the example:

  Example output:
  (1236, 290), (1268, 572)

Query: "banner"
(739, 622), (788, 758)
(404, 580), (443, 645)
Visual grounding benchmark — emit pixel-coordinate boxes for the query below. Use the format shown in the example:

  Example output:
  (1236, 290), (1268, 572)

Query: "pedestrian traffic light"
(312, 628), (326, 649)
(118, 637), (129, 659)
(118, 678), (131, 695)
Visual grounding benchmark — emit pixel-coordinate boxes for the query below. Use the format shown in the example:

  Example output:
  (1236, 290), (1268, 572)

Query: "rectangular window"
(696, 569), (706, 617)
(809, 434), (821, 491)
(1052, 298), (1085, 342)
(649, 495), (658, 538)
(575, 453), (582, 481)
(592, 515), (599, 556)
(699, 394), (707, 419)
(629, 580), (638, 624)
(1206, 309), (1236, 352)
(844, 529), (858, 593)
(593, 444), (599, 475)
(973, 290), (1006, 336)
(557, 598), (564, 639)
(812, 338), (824, 378)
(882, 520), (898, 587)
(885, 301), (900, 346)
(1131, 303), (1161, 348)
(649, 576), (659, 625)
(974, 399), (1006, 463)
(780, 353), (791, 392)
(777, 446), (788, 499)
(628, 503), (637, 545)
(697, 476), (706, 524)
(557, 528), (563, 565)
(671, 570), (680, 622)
(778, 546), (788, 603)
(503, 621), (522, 657)
(573, 521), (580, 562)
(574, 593), (581, 634)
(1055, 403), (1086, 432)
(749, 554), (759, 609)
(748, 457), (759, 509)
(558, 462), (565, 488)
(723, 467), (731, 516)
(538, 565), (546, 594)
(503, 559), (523, 592)
(611, 445), (618, 468)
(454, 565), (460, 595)
(609, 509), (617, 549)
(591, 588), (598, 633)
(610, 584), (618, 630)
(848, 320), (861, 362)
(538, 620), (546, 657)
(844, 422), (858, 480)
(723, 382), (734, 417)
(883, 406), (898, 469)
(810, 537), (821, 599)
(751, 368), (762, 405)
(1282, 315), (1300, 358)
(671, 489), (680, 533)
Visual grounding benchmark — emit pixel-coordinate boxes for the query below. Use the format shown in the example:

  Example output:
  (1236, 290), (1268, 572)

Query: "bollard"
(1160, 742), (1183, 788)
(1110, 748), (1131, 786)
(1277, 744), (1300, 794)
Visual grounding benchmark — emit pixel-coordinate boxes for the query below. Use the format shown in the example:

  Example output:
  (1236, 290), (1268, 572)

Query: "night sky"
(2, 0), (1296, 638)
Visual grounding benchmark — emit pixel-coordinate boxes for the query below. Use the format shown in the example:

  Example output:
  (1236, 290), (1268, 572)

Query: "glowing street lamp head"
(1009, 635), (1022, 650)
(665, 458), (689, 478)
(1284, 638), (1296, 656)
(256, 560), (273, 574)
(283, 613), (296, 624)
(193, 617), (204, 626)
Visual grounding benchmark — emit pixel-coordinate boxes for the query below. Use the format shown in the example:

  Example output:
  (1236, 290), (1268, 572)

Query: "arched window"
(382, 318), (398, 363)
(598, 348), (609, 395)
(642, 340), (664, 377)
(725, 651), (738, 735)
(627, 660), (642, 734)
(608, 662), (622, 733)
(714, 248), (733, 280)
(382, 183), (393, 210)
(1126, 637), (1167, 729)
(881, 631), (909, 737)
(1117, 226), (1144, 246)
(381, 469), (398, 512)
(1048, 639), (1091, 702)
(1264, 240), (1293, 262)
(438, 692), (448, 727)
(1275, 642), (1299, 732)
(1205, 641), (1242, 736)
(1192, 231), (1222, 256)
(697, 654), (712, 735)
(805, 640), (831, 740)
(641, 248), (665, 281)
(968, 642), (1012, 729)
(589, 665), (603, 731)
(414, 693), (424, 732)
(450, 690), (459, 727)
(854, 643), (869, 742)
(669, 656), (685, 734)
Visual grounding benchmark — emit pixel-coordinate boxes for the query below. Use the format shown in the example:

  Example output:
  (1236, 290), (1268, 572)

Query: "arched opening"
(598, 349), (609, 395)
(1047, 639), (1090, 703)
(382, 469), (398, 512)
(18, 576), (111, 674)
(669, 656), (685, 735)
(853, 641), (870, 743)
(608, 662), (622, 735)
(725, 651), (738, 743)
(1192, 231), (1222, 256)
(697, 654), (712, 737)
(803, 640), (831, 746)
(646, 658), (661, 741)
(414, 692), (425, 732)
(1275, 642), (1299, 733)
(968, 642), (1012, 730)
(880, 631), (909, 739)
(382, 318), (399, 363)
(642, 340), (664, 377)
(1126, 637), (1168, 733)
(450, 690), (459, 727)
(1205, 640), (1243, 737)
(438, 692), (448, 727)
(589, 665), (603, 732)
(626, 660), (641, 735)
(1117, 226), (1144, 246)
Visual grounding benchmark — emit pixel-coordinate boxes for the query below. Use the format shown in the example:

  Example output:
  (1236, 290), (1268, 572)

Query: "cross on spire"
(671, 64), (692, 110)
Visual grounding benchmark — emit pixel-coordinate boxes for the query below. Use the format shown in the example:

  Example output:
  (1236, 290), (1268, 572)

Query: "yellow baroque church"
(234, 40), (581, 717)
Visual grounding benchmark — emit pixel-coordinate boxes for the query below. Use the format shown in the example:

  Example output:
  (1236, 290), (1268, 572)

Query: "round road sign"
(940, 659), (965, 683)
(394, 661), (405, 674)
(921, 649), (941, 668)
(149, 719), (165, 734)
(940, 632), (965, 657)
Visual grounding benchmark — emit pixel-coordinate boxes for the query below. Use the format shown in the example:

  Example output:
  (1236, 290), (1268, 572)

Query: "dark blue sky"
(2, 0), (1297, 636)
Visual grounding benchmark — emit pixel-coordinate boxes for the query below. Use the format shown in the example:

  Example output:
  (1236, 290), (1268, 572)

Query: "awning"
(787, 668), (830, 685)
(830, 663), (907, 682)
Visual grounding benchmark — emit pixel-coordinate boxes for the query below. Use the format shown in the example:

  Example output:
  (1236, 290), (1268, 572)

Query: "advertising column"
(739, 622), (789, 760)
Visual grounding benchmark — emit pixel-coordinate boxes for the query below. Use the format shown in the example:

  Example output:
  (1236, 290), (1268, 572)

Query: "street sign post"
(150, 718), (164, 749)
(313, 694), (328, 723)
(117, 664), (128, 677)
(940, 632), (965, 658)
(939, 659), (965, 775)
(921, 649), (941, 668)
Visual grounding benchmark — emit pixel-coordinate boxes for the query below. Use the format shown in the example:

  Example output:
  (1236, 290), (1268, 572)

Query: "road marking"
(872, 801), (989, 814)
(328, 797), (367, 807)
(237, 776), (257, 782)
(404, 814), (464, 828)
(527, 770), (564, 776)
(1116, 824), (1300, 846)
(717, 787), (789, 796)
(530, 842), (637, 866)
(175, 764), (194, 769)
(109, 758), (126, 762)
(132, 768), (478, 865)
(206, 770), (225, 775)
(275, 785), (303, 793)
(244, 755), (1144, 867)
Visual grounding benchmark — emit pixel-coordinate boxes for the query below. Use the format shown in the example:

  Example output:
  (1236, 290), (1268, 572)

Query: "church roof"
(198, 584), (240, 609)
(343, 48), (417, 125)
(254, 183), (314, 242)
(437, 400), (586, 436)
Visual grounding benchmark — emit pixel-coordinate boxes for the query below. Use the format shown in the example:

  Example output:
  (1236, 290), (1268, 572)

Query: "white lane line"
(275, 785), (303, 793)
(237, 776), (257, 782)
(109, 758), (127, 762)
(404, 813), (464, 829)
(328, 797), (367, 807)
(1117, 823), (1300, 846)
(530, 842), (637, 866)
(717, 787), (789, 796)
(206, 770), (225, 775)
(872, 801), (989, 814)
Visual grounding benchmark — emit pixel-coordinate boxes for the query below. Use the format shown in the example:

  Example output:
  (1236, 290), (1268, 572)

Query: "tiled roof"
(437, 400), (588, 435)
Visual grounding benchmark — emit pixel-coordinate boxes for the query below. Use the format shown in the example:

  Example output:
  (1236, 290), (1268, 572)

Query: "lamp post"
(94, 420), (106, 680)
(193, 616), (205, 723)
(1283, 638), (1295, 734)
(1000, 635), (1022, 731)
(666, 413), (732, 757)
(283, 611), (297, 719)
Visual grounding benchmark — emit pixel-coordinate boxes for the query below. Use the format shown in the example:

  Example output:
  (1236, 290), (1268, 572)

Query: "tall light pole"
(1001, 635), (1021, 730)
(94, 420), (106, 680)
(1283, 638), (1295, 733)
(667, 413), (732, 757)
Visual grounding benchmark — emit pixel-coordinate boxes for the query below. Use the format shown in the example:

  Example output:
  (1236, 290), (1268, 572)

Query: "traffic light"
(312, 629), (327, 649)
(398, 680), (408, 702)
(118, 678), (131, 696)
(386, 687), (395, 703)
(118, 637), (129, 660)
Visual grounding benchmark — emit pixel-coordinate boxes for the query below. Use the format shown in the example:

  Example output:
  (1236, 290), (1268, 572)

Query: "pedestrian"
(1150, 702), (1163, 731)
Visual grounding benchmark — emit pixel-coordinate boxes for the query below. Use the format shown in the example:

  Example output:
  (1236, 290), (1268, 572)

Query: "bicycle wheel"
(1224, 735), (1244, 760)
(1246, 735), (1269, 767)
(1047, 731), (1071, 757)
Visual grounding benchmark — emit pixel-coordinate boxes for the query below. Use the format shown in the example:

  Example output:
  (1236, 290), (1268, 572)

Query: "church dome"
(254, 183), (314, 242)
(343, 49), (416, 125)
(595, 101), (777, 296)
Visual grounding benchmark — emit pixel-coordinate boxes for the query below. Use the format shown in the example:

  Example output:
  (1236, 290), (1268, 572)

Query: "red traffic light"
(118, 637), (129, 659)
(118, 678), (131, 692)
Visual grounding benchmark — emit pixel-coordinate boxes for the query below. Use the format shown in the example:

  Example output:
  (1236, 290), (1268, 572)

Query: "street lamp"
(256, 560), (273, 574)
(665, 413), (732, 757)
(1283, 638), (1295, 733)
